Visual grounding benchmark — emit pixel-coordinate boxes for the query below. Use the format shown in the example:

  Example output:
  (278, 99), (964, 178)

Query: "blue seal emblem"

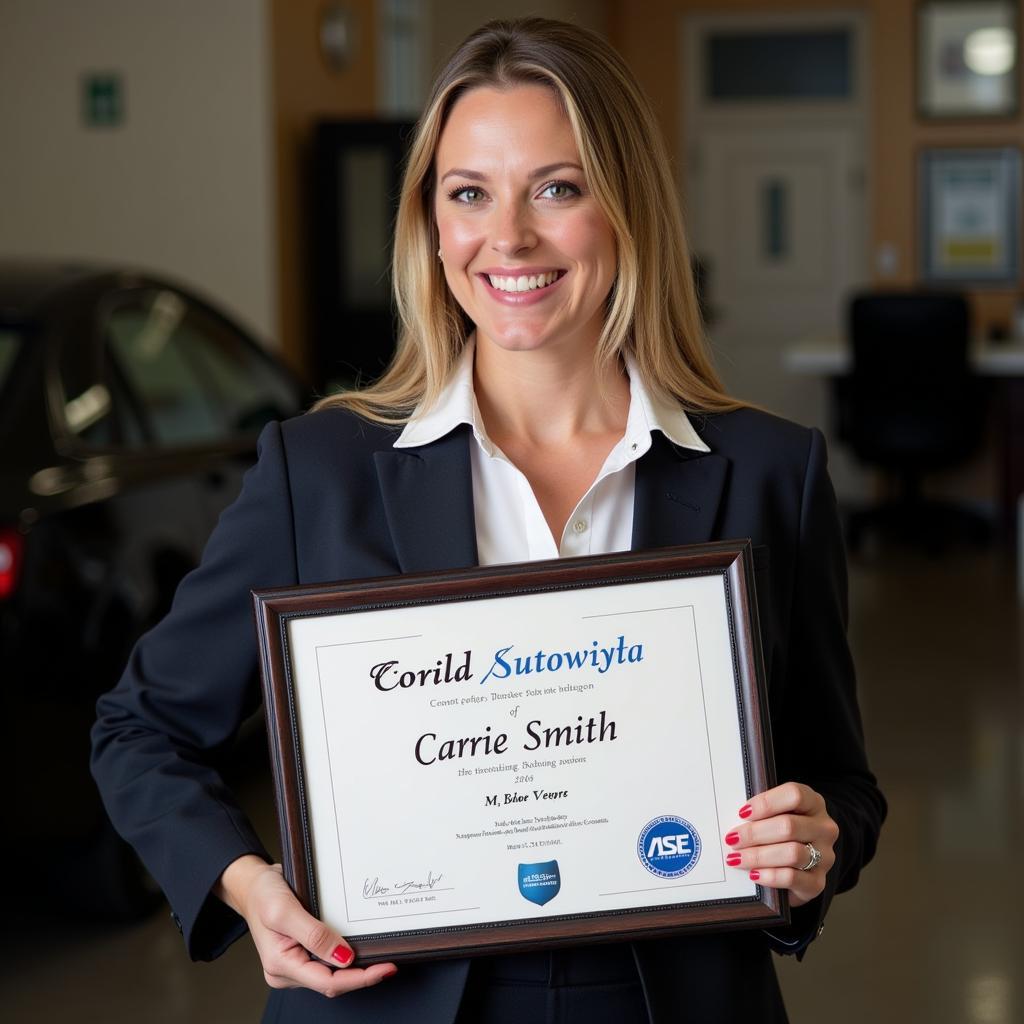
(638, 815), (701, 878)
(518, 860), (561, 906)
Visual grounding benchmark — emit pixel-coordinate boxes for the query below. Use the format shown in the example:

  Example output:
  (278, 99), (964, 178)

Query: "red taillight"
(0, 527), (24, 599)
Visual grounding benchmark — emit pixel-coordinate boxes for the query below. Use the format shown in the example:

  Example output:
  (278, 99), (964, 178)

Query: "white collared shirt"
(394, 341), (710, 566)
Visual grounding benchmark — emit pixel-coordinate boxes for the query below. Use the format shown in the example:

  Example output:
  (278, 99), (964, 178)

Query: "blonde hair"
(315, 18), (741, 422)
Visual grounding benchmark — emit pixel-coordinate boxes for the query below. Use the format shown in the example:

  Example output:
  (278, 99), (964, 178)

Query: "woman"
(92, 18), (885, 1023)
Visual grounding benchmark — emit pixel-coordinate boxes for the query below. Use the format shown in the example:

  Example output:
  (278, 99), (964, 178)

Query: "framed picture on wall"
(919, 147), (1021, 283)
(917, 0), (1019, 118)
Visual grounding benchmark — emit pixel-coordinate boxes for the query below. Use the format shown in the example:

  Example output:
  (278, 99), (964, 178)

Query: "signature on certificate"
(363, 870), (446, 899)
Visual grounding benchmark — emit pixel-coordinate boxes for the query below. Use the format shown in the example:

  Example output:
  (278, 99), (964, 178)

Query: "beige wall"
(610, 0), (1024, 332)
(0, 0), (276, 341)
(269, 0), (378, 374)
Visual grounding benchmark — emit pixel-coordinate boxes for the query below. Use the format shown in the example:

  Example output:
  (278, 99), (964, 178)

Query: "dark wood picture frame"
(916, 0), (1020, 120)
(252, 540), (787, 963)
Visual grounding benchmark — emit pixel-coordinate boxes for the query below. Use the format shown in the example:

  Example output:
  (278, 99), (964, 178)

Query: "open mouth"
(481, 270), (566, 294)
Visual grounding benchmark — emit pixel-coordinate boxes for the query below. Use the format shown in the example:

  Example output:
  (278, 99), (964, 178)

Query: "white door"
(682, 12), (871, 498)
(694, 125), (867, 418)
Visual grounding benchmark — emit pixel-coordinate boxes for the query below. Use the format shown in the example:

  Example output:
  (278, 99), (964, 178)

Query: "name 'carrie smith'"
(479, 635), (643, 685)
(414, 710), (617, 766)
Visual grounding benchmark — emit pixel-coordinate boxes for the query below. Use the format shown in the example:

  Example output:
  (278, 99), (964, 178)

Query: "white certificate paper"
(275, 564), (766, 950)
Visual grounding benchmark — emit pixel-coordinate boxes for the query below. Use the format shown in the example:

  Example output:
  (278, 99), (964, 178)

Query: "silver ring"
(799, 842), (822, 872)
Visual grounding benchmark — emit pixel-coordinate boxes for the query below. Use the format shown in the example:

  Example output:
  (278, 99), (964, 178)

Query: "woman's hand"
(216, 855), (398, 997)
(722, 783), (839, 907)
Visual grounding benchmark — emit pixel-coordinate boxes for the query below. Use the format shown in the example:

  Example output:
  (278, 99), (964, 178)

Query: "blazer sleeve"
(90, 421), (298, 961)
(765, 427), (886, 958)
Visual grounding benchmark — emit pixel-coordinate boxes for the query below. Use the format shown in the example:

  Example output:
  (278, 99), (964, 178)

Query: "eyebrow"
(439, 162), (584, 183)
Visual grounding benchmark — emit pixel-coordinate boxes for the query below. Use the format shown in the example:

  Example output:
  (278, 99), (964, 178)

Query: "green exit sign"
(82, 72), (124, 128)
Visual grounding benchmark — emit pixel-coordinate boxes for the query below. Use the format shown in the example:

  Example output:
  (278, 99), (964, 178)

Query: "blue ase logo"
(638, 815), (701, 878)
(518, 860), (561, 906)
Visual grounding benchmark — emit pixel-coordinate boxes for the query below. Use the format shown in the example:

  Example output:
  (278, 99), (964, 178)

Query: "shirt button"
(631, 442), (638, 451)
(573, 519), (587, 534)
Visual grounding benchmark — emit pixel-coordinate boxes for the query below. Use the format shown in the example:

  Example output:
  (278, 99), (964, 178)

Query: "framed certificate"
(919, 146), (1021, 283)
(253, 541), (786, 963)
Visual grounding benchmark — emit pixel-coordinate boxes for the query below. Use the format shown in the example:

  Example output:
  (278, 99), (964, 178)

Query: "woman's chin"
(476, 324), (591, 358)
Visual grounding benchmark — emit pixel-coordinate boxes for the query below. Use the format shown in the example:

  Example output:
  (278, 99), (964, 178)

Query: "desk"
(784, 335), (1024, 542)
(784, 335), (1024, 376)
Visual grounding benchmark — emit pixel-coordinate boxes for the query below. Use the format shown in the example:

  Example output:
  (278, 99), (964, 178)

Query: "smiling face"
(433, 84), (617, 359)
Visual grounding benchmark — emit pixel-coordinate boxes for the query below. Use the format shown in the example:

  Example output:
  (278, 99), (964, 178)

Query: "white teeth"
(488, 272), (559, 292)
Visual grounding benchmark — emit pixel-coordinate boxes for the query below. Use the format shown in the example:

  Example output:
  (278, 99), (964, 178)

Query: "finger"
(319, 963), (399, 998)
(739, 782), (823, 822)
(261, 897), (355, 968)
(266, 957), (398, 997)
(724, 841), (811, 871)
(725, 814), (815, 850)
(746, 866), (825, 906)
(728, 841), (836, 873)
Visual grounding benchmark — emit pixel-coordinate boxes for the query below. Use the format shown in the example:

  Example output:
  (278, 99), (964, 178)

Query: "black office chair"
(837, 290), (990, 552)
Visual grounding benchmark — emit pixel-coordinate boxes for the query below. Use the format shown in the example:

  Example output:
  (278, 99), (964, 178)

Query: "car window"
(107, 291), (227, 446)
(55, 320), (147, 448)
(0, 329), (20, 393)
(75, 363), (148, 448)
(0, 328), (24, 437)
(169, 306), (297, 435)
(105, 290), (297, 448)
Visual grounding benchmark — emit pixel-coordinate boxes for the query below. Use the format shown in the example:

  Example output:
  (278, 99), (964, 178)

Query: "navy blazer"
(91, 405), (885, 1024)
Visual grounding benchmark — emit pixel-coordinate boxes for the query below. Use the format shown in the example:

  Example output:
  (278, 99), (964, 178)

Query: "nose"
(490, 201), (537, 257)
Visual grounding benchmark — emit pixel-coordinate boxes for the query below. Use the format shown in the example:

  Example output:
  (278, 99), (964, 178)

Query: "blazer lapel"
(374, 425), (479, 573)
(632, 432), (729, 550)
(375, 425), (726, 568)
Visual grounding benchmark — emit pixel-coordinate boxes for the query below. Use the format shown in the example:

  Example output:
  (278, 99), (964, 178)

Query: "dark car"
(0, 261), (306, 919)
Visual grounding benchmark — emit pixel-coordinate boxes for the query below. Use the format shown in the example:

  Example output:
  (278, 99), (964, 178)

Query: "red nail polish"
(725, 832), (740, 846)
(382, 965), (399, 979)
(726, 853), (742, 866)
(738, 804), (753, 819)
(331, 945), (354, 966)
(749, 870), (760, 881)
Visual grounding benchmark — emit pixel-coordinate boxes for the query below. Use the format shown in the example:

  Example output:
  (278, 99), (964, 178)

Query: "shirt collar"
(622, 352), (710, 455)
(393, 340), (487, 450)
(393, 339), (710, 456)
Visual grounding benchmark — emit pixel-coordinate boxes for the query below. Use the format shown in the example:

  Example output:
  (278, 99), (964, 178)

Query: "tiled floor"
(777, 546), (1023, 1023)
(5, 548), (1021, 1023)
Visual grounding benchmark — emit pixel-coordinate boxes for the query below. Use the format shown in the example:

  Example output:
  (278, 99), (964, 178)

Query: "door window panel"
(706, 30), (852, 101)
(762, 179), (790, 260)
